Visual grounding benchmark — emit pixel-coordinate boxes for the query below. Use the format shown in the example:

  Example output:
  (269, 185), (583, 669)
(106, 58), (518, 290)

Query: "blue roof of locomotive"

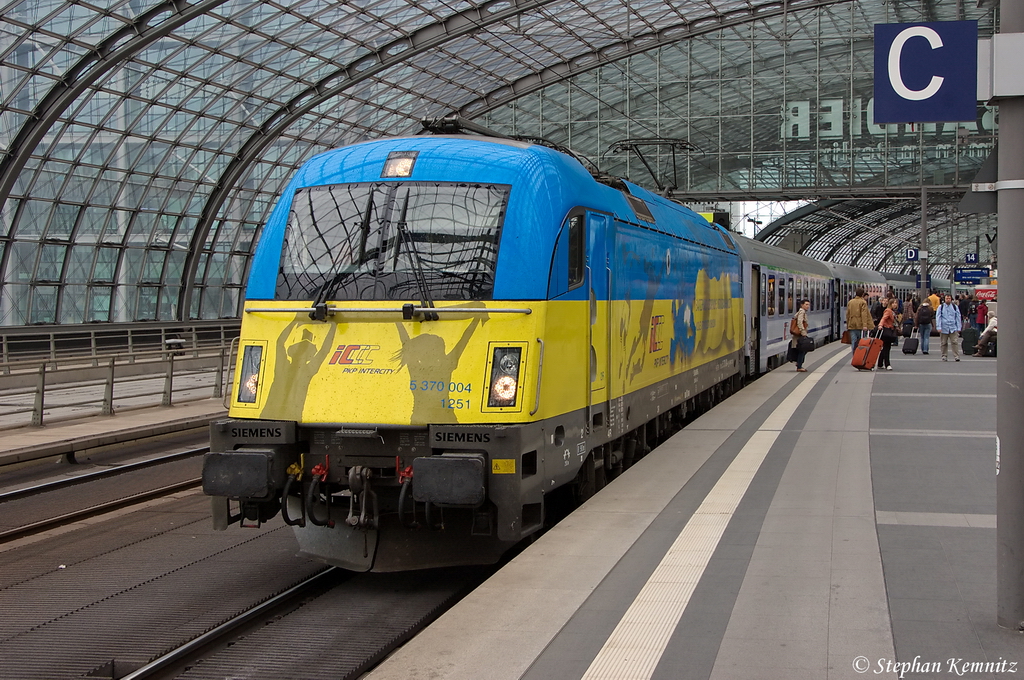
(245, 136), (733, 300)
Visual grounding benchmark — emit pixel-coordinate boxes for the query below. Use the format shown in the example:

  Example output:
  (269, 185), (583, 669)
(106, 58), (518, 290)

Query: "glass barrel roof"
(0, 0), (1000, 325)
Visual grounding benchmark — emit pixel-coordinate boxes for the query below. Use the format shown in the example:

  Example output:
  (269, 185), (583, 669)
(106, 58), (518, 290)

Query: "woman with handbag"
(876, 298), (899, 370)
(791, 299), (811, 372)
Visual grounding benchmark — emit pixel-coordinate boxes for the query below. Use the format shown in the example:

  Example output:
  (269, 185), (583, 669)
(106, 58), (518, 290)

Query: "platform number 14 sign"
(965, 253), (978, 264)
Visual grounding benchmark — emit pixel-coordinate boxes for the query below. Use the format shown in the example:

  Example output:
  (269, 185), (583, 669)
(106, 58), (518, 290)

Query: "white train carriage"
(734, 236), (836, 375)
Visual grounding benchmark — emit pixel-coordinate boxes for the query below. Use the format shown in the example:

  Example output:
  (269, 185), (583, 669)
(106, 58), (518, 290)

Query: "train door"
(832, 278), (842, 339)
(750, 263), (761, 375)
(587, 212), (611, 432)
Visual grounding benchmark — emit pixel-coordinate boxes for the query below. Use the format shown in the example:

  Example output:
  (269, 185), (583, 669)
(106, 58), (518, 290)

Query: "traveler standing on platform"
(791, 299), (810, 372)
(936, 293), (963, 362)
(958, 294), (971, 322)
(876, 298), (899, 370)
(928, 290), (941, 313)
(915, 300), (934, 354)
(846, 288), (872, 354)
(975, 299), (989, 333)
(870, 296), (885, 326)
(902, 296), (917, 337)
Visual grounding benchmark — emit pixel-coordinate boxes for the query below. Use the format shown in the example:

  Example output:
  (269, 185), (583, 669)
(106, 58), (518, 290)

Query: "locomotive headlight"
(487, 347), (521, 407)
(236, 345), (263, 404)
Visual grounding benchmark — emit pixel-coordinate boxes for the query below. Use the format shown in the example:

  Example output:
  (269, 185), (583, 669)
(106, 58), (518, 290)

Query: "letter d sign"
(874, 21), (977, 124)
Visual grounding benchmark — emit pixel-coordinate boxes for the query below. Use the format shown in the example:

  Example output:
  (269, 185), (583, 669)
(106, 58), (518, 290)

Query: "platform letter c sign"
(888, 26), (944, 101)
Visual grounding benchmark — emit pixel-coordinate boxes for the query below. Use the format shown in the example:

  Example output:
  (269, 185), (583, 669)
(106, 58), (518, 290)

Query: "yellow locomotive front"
(203, 137), (595, 571)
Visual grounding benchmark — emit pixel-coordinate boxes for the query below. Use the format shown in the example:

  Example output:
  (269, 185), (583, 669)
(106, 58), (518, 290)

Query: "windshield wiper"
(393, 194), (438, 321)
(309, 189), (378, 321)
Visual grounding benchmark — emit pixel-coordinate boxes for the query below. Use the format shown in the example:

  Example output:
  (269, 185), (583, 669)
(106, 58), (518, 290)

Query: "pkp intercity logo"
(328, 344), (380, 365)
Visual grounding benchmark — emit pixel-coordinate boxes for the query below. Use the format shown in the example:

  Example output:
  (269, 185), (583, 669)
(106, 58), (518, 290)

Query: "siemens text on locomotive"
(202, 128), (923, 571)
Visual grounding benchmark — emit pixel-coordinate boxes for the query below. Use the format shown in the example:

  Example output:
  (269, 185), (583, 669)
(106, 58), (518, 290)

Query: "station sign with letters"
(874, 21), (978, 123)
(905, 248), (919, 262)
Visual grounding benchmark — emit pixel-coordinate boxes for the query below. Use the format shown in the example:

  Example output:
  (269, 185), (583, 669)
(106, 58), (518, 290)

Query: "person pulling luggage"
(791, 299), (811, 372)
(846, 288), (873, 354)
(876, 298), (899, 371)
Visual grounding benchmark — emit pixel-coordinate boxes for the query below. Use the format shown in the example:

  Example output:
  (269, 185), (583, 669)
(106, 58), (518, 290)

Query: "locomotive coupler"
(346, 466), (379, 529)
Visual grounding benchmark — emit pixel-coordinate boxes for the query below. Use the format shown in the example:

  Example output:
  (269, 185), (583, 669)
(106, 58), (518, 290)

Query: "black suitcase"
(902, 330), (919, 355)
(961, 327), (979, 355)
(985, 338), (997, 357)
(902, 320), (915, 338)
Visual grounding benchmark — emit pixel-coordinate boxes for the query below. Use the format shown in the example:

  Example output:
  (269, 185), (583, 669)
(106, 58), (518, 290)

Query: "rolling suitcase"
(852, 330), (883, 370)
(902, 329), (919, 355)
(902, 319), (915, 338)
(961, 327), (979, 355)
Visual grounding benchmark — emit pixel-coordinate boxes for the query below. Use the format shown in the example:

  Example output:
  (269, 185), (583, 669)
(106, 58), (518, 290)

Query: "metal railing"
(0, 337), (239, 429)
(0, 320), (240, 373)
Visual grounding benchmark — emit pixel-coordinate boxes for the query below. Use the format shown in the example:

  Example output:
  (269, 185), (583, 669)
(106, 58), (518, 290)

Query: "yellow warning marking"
(491, 459), (516, 474)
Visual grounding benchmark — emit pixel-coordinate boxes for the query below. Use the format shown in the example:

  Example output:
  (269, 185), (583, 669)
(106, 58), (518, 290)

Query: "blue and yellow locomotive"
(203, 130), (784, 571)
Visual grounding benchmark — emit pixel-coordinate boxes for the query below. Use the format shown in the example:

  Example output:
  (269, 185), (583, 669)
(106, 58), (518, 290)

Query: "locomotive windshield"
(275, 181), (508, 301)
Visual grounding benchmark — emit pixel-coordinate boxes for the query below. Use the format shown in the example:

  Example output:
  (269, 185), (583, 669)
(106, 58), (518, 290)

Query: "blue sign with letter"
(874, 21), (977, 123)
(915, 274), (933, 289)
(906, 248), (919, 262)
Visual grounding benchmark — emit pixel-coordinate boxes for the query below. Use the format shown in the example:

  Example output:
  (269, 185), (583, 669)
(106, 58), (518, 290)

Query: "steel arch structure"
(0, 0), (999, 326)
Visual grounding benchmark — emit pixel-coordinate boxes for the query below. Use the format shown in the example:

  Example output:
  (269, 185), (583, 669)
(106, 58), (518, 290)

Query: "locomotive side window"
(276, 181), (509, 301)
(568, 214), (585, 289)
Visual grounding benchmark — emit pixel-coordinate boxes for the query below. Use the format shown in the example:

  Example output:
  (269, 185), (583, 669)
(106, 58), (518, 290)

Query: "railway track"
(123, 565), (490, 680)
(0, 441), (492, 680)
(0, 448), (205, 543)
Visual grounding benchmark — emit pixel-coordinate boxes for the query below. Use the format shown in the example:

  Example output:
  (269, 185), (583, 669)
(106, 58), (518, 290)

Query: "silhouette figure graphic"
(393, 315), (483, 424)
(260, 317), (337, 420)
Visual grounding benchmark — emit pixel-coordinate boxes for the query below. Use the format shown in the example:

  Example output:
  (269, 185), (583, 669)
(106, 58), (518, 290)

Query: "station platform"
(366, 342), (1020, 680)
(0, 398), (226, 467)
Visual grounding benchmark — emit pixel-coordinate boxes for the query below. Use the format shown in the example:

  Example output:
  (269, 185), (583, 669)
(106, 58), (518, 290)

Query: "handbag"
(841, 330), (851, 344)
(796, 336), (815, 353)
(790, 316), (800, 335)
(879, 325), (897, 342)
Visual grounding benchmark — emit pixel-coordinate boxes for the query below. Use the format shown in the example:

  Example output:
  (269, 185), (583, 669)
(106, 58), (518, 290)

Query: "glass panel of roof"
(0, 0), (1001, 326)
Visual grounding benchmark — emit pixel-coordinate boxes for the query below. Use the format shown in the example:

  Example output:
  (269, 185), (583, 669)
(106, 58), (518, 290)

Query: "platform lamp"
(747, 217), (763, 236)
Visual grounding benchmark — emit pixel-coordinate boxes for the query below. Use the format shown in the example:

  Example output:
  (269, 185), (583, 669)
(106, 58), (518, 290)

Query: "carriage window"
(767, 275), (776, 316)
(787, 277), (794, 314)
(761, 273), (767, 315)
(567, 215), (585, 289)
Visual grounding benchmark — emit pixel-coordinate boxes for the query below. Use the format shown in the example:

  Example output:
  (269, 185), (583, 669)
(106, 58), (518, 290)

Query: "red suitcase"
(852, 331), (883, 370)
